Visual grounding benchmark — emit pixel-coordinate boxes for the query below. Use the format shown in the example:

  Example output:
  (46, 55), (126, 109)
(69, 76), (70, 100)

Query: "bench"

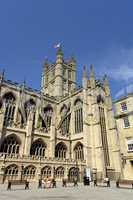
(7, 180), (29, 190)
(94, 178), (110, 187)
(116, 179), (133, 189)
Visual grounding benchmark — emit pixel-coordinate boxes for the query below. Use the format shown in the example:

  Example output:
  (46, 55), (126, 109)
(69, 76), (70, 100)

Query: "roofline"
(114, 92), (133, 103)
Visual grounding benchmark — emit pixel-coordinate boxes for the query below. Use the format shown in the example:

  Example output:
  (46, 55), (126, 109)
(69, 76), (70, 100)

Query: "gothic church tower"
(41, 47), (76, 98)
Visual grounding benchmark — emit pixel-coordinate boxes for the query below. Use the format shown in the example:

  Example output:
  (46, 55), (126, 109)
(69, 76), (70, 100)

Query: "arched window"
(68, 167), (79, 181)
(16, 109), (25, 128)
(0, 134), (20, 155)
(60, 104), (67, 118)
(55, 166), (64, 179)
(74, 99), (83, 133)
(43, 105), (53, 129)
(24, 99), (36, 129)
(39, 105), (53, 132)
(55, 142), (67, 159)
(97, 95), (110, 166)
(74, 142), (84, 160)
(41, 166), (51, 178)
(60, 104), (71, 136)
(30, 139), (46, 157)
(5, 164), (18, 180)
(23, 165), (36, 180)
(3, 92), (16, 127)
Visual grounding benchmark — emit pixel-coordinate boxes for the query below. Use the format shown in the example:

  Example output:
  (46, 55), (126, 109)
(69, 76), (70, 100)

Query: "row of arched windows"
(0, 135), (84, 160)
(0, 92), (84, 135)
(0, 92), (53, 131)
(4, 164), (79, 181)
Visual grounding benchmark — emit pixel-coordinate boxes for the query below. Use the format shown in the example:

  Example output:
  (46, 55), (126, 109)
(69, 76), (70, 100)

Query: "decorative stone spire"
(89, 64), (95, 89)
(90, 64), (94, 78)
(103, 74), (110, 95)
(56, 47), (63, 64)
(82, 65), (87, 78)
(67, 55), (76, 66)
(56, 46), (63, 56)
(82, 65), (87, 89)
(43, 58), (49, 71)
(0, 70), (5, 84)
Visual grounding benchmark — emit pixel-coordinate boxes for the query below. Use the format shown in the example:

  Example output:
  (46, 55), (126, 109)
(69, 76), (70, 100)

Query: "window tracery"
(0, 135), (20, 155)
(5, 164), (18, 180)
(23, 165), (36, 179)
(59, 104), (71, 136)
(41, 166), (51, 178)
(55, 142), (67, 159)
(68, 167), (79, 181)
(39, 105), (53, 132)
(3, 92), (16, 127)
(30, 139), (46, 157)
(55, 166), (64, 179)
(74, 142), (84, 160)
(74, 99), (83, 133)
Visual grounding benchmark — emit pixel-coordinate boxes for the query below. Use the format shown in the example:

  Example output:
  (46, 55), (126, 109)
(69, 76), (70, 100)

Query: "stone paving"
(0, 182), (133, 200)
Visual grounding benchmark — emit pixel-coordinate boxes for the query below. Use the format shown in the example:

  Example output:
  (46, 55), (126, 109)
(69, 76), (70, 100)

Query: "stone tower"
(41, 47), (76, 98)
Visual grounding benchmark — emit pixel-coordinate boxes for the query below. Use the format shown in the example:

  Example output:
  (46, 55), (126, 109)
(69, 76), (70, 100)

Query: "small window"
(123, 116), (130, 128)
(68, 70), (71, 79)
(63, 68), (66, 77)
(127, 139), (133, 152)
(121, 102), (127, 112)
(68, 83), (71, 91)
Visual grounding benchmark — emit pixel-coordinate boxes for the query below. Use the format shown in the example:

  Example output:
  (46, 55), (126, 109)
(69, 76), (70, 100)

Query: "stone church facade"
(0, 48), (122, 183)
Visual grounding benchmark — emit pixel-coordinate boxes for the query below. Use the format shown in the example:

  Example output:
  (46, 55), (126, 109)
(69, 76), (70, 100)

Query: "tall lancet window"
(3, 92), (16, 127)
(74, 99), (83, 133)
(59, 104), (71, 136)
(39, 105), (53, 132)
(24, 99), (36, 129)
(43, 105), (53, 129)
(97, 94), (110, 166)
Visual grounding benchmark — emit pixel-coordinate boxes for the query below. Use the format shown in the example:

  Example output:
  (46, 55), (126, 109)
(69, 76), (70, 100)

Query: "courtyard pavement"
(0, 182), (133, 200)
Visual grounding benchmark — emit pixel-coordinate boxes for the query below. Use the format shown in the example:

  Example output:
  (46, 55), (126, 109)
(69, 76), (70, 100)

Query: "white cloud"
(107, 65), (133, 81)
(95, 47), (133, 82)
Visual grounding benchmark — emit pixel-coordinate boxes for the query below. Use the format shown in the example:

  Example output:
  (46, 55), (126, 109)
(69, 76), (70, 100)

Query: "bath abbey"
(0, 47), (130, 183)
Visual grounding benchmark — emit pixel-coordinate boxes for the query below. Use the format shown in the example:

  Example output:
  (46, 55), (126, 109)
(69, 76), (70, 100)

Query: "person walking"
(73, 177), (78, 187)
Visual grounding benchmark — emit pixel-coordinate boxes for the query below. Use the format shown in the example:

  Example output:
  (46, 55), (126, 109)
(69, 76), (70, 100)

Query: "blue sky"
(0, 0), (133, 99)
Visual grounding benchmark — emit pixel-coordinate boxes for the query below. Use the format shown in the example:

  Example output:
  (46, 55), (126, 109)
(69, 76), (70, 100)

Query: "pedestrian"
(73, 177), (78, 187)
(62, 178), (67, 187)
(38, 179), (42, 189)
(52, 178), (56, 188)
(93, 178), (97, 187)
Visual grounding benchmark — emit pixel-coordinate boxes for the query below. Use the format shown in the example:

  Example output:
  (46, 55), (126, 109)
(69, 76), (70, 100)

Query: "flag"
(54, 43), (61, 49)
